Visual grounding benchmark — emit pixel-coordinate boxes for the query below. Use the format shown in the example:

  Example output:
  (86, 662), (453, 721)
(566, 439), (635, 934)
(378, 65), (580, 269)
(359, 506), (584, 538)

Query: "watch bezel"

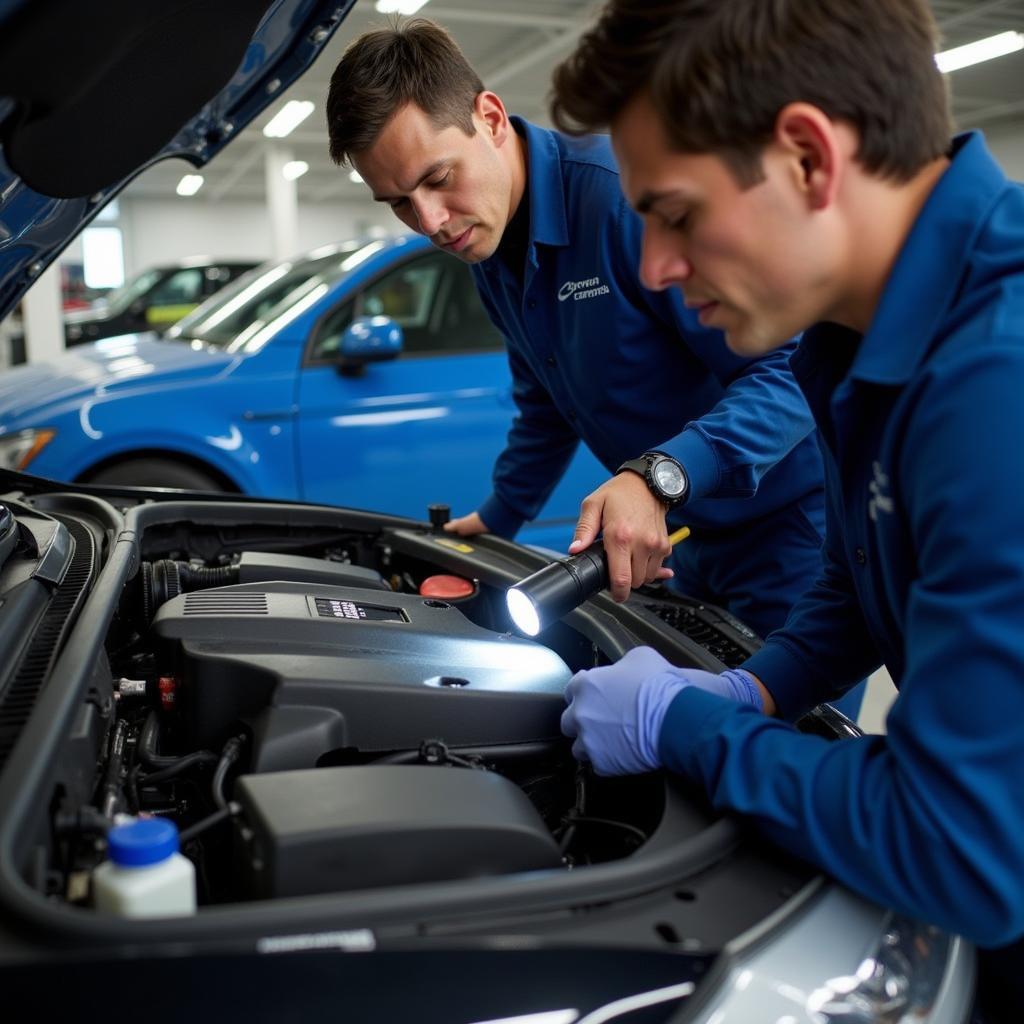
(649, 454), (687, 500)
(615, 451), (689, 508)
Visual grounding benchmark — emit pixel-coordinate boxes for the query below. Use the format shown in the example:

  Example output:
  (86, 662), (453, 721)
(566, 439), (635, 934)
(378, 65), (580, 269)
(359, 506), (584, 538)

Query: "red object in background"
(419, 575), (476, 600)
(158, 676), (178, 711)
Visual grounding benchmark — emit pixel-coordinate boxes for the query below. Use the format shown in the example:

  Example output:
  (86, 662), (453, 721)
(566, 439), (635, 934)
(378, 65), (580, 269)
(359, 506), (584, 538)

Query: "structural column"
(20, 261), (64, 364)
(264, 145), (299, 261)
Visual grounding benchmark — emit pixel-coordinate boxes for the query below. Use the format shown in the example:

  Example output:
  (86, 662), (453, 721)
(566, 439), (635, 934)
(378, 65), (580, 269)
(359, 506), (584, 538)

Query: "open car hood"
(0, 0), (352, 322)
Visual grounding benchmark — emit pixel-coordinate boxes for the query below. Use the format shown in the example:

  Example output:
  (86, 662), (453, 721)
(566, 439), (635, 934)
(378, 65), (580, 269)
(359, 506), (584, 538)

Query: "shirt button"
(546, 356), (557, 367)
(855, 548), (867, 565)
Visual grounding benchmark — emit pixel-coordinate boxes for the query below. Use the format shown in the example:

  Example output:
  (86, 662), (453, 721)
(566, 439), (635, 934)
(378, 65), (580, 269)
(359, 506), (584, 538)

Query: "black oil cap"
(427, 504), (451, 532)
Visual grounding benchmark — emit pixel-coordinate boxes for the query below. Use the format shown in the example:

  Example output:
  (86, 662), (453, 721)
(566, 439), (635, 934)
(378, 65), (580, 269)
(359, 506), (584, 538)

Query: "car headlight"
(0, 429), (57, 470)
(690, 883), (975, 1023)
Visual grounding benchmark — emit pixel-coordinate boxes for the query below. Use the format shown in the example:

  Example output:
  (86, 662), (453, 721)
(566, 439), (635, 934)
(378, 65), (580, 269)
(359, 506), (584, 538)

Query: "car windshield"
(169, 243), (368, 349)
(95, 267), (165, 316)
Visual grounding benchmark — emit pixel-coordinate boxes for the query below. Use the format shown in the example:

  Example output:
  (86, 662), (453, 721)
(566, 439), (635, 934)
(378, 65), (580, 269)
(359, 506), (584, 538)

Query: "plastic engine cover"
(234, 765), (564, 898)
(151, 581), (572, 768)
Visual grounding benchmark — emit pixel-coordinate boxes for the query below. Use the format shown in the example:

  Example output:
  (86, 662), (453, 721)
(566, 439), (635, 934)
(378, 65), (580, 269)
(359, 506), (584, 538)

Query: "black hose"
(138, 750), (218, 787)
(143, 560), (240, 621)
(178, 563), (239, 589)
(562, 815), (648, 846)
(100, 720), (128, 819)
(372, 739), (562, 766)
(179, 802), (241, 844)
(137, 710), (180, 768)
(212, 735), (246, 810)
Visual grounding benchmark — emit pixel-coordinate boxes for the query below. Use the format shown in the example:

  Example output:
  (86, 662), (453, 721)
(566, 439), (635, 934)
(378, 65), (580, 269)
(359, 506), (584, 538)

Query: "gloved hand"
(560, 646), (764, 775)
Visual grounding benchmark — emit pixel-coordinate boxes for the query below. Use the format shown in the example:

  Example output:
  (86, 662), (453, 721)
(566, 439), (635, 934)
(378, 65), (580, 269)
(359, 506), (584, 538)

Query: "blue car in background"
(0, 235), (605, 549)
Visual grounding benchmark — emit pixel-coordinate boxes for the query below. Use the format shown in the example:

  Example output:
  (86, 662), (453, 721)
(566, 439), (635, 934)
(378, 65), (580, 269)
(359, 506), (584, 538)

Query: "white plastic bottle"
(92, 818), (196, 917)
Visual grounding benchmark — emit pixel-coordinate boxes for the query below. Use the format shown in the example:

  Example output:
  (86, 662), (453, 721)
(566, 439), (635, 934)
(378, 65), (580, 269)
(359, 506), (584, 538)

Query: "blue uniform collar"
(511, 116), (570, 251)
(843, 132), (1008, 385)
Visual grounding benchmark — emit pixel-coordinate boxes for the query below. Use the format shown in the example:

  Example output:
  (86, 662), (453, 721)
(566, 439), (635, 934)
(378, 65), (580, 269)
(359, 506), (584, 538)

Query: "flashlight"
(506, 526), (691, 636)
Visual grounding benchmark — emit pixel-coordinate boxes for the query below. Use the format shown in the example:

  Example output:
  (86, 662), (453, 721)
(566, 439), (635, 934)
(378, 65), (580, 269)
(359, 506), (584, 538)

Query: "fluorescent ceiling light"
(282, 160), (309, 181)
(935, 31), (1024, 73)
(263, 100), (315, 138)
(375, 0), (430, 14)
(348, 169), (364, 184)
(176, 174), (204, 196)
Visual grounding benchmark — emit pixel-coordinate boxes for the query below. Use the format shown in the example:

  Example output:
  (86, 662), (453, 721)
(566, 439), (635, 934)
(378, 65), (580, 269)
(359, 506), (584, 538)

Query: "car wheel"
(88, 458), (225, 492)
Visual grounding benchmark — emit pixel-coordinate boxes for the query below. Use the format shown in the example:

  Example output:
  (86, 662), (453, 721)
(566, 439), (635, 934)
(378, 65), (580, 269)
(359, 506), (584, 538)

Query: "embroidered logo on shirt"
(557, 276), (610, 302)
(868, 461), (894, 521)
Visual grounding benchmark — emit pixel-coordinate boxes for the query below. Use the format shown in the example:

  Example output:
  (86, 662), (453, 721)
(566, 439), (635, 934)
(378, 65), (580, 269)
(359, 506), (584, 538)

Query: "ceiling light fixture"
(263, 100), (315, 138)
(282, 160), (309, 181)
(935, 30), (1024, 73)
(176, 174), (204, 197)
(375, 0), (430, 14)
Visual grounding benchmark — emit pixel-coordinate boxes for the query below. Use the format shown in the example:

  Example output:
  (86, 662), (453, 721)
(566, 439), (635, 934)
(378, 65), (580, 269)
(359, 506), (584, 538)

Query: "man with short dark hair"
(552, 0), (1024, 1013)
(326, 22), (863, 716)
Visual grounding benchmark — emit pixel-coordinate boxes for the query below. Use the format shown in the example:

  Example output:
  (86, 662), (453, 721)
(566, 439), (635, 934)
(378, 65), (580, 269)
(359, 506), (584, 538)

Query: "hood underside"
(0, 0), (352, 322)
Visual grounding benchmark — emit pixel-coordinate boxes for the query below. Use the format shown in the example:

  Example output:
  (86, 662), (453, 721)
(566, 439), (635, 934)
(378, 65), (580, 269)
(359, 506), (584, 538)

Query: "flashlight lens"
(506, 587), (541, 636)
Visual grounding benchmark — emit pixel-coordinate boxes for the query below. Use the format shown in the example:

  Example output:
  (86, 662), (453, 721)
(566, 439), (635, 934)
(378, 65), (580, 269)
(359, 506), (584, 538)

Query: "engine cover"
(151, 581), (571, 769)
(234, 765), (564, 898)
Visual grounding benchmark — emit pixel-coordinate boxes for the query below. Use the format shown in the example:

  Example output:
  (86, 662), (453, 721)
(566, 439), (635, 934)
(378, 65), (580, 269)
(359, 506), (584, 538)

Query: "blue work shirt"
(471, 118), (822, 538)
(660, 133), (1024, 948)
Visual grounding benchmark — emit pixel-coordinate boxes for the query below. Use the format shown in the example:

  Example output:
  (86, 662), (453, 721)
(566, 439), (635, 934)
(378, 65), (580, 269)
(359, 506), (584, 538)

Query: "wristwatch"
(615, 451), (689, 508)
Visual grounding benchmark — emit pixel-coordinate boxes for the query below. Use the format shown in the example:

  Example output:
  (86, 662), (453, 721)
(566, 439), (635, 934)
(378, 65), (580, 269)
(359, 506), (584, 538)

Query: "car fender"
(29, 390), (300, 498)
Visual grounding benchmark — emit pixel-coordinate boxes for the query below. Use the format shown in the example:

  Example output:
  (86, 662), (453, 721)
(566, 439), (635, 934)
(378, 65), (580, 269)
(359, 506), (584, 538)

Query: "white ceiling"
(123, 0), (1024, 204)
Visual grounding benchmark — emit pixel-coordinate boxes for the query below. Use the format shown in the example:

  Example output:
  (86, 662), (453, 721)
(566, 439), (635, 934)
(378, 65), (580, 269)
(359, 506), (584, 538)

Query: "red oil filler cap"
(419, 575), (476, 601)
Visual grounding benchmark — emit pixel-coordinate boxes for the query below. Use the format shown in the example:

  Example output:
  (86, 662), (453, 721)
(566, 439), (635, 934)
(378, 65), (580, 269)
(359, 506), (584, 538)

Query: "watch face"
(653, 457), (686, 498)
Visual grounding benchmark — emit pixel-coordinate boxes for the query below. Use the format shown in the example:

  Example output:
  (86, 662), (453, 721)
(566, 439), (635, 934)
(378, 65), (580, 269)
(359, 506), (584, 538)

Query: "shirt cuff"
(741, 639), (822, 723)
(673, 427), (721, 502)
(477, 493), (526, 539)
(657, 685), (745, 777)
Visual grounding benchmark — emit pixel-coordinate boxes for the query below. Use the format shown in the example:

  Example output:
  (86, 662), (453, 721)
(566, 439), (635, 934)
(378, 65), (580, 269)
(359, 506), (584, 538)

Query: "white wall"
(118, 198), (399, 276)
(981, 126), (1024, 182)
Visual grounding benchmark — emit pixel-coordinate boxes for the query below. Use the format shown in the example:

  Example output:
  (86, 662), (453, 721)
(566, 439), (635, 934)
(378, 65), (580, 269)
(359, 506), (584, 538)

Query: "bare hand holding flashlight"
(569, 469), (676, 602)
(507, 523), (690, 637)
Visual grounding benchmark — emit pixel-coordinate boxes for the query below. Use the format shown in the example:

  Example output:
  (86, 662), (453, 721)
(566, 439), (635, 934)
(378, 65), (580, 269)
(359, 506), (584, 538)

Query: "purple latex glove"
(560, 646), (764, 775)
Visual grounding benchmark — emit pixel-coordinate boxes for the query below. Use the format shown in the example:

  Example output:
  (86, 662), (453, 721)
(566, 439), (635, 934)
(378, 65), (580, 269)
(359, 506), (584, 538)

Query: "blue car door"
(296, 250), (514, 515)
(295, 250), (605, 549)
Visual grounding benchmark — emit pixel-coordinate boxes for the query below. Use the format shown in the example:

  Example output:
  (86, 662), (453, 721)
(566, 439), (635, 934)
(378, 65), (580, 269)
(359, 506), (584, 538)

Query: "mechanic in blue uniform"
(326, 20), (864, 719)
(552, 0), (1024, 1016)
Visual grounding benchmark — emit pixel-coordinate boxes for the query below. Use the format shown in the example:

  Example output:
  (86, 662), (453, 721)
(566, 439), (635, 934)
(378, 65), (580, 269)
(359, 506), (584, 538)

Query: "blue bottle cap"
(107, 818), (179, 867)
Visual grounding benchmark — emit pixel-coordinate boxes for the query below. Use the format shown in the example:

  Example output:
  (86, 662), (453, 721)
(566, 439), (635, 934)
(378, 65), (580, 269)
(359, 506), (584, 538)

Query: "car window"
(170, 245), (364, 348)
(307, 299), (356, 361)
(201, 266), (231, 296)
(430, 261), (504, 353)
(362, 254), (445, 350)
(310, 253), (503, 362)
(148, 267), (204, 306)
(100, 268), (164, 315)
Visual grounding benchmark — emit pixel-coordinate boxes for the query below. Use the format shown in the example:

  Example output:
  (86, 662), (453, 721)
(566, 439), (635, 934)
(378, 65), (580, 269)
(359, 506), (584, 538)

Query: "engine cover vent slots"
(183, 592), (269, 616)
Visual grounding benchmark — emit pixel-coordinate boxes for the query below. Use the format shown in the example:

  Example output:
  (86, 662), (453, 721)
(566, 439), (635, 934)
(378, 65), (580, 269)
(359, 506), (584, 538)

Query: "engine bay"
(0, 483), (842, 955)
(93, 509), (683, 905)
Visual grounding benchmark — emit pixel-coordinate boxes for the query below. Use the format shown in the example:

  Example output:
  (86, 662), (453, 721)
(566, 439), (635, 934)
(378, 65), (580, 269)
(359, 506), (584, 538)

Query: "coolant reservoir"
(92, 818), (196, 918)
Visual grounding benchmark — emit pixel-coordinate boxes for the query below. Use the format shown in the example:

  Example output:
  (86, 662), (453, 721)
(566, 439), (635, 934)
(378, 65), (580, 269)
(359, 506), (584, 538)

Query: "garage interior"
(4, 0), (1024, 735)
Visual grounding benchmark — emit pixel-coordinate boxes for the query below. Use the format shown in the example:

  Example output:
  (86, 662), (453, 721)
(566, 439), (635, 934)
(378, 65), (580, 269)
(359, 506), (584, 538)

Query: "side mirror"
(337, 316), (403, 373)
